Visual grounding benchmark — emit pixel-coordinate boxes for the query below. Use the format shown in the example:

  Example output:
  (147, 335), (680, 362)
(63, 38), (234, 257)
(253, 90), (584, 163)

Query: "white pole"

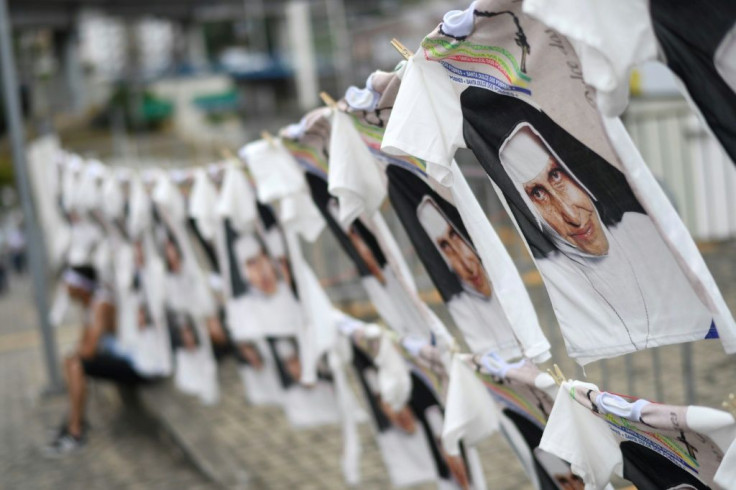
(286, 0), (319, 111)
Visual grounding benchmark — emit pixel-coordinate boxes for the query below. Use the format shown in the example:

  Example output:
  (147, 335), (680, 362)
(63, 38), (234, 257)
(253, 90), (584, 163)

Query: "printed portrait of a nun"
(385, 165), (516, 355)
(459, 87), (715, 361)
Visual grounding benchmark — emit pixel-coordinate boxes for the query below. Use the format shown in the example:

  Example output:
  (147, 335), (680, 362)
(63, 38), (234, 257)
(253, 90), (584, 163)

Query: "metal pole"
(0, 0), (64, 393)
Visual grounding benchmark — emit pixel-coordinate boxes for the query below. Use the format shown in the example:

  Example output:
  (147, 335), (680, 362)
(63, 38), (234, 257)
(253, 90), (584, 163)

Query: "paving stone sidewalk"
(0, 279), (216, 490)
(2, 239), (734, 490)
(138, 239), (736, 490)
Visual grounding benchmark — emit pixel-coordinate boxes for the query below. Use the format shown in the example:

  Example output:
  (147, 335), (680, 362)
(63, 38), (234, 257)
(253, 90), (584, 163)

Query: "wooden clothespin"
(390, 38), (414, 60)
(261, 130), (276, 148)
(722, 393), (736, 416)
(547, 363), (567, 386)
(319, 91), (337, 109)
(219, 147), (237, 162)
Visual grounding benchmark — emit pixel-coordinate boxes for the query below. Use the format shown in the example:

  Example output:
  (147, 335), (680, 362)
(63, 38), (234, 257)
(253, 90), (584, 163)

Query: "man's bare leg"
(64, 354), (87, 438)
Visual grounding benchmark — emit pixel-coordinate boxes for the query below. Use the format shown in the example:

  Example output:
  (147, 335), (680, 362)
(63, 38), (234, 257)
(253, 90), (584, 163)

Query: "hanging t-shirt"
(540, 381), (736, 489)
(280, 108), (452, 344)
(336, 68), (549, 361)
(214, 165), (300, 405)
(351, 342), (443, 487)
(382, 0), (736, 364)
(152, 177), (218, 404)
(217, 166), (302, 341)
(522, 0), (736, 166)
(267, 336), (341, 428)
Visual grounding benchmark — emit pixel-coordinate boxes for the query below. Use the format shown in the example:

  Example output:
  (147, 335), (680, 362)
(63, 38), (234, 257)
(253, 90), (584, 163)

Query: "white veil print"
(499, 122), (714, 364)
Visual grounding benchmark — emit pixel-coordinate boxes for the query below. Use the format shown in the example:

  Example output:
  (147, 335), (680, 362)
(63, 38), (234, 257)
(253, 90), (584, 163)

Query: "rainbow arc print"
(423, 38), (532, 97)
(281, 138), (329, 180)
(349, 115), (428, 178)
(601, 414), (703, 474)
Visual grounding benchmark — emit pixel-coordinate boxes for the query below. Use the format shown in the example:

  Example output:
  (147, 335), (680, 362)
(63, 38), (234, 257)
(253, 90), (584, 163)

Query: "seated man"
(45, 265), (152, 456)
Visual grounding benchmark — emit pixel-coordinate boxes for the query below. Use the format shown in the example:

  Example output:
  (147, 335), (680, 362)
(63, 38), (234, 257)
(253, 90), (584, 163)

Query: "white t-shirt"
(540, 381), (736, 489)
(334, 73), (549, 361)
(381, 0), (736, 364)
(280, 108), (456, 347)
(522, 0), (736, 166)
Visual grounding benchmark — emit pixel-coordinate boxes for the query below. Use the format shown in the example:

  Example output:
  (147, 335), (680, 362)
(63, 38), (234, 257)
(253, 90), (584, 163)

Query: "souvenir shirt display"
(337, 68), (549, 360)
(382, 0), (736, 365)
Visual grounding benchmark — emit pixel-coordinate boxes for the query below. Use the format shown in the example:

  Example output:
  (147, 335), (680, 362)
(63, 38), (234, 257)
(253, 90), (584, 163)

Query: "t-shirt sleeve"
(442, 355), (500, 456)
(328, 109), (387, 225)
(539, 381), (623, 489)
(382, 55), (465, 186)
(522, 0), (658, 117)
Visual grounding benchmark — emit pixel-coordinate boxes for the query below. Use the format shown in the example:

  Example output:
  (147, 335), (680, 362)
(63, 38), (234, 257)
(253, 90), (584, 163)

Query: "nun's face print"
(437, 221), (491, 298)
(164, 239), (183, 273)
(522, 155), (608, 256)
(244, 250), (279, 296)
(347, 225), (386, 284)
(418, 197), (492, 298)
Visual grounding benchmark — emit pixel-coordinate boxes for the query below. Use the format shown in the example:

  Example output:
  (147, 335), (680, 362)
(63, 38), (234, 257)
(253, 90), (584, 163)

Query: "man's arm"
(78, 300), (116, 360)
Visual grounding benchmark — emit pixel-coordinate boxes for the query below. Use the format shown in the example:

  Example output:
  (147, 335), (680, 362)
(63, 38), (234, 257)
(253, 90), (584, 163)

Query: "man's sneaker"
(43, 428), (85, 458)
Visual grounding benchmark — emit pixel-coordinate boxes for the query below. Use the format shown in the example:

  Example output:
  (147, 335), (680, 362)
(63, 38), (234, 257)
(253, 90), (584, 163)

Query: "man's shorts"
(81, 353), (149, 385)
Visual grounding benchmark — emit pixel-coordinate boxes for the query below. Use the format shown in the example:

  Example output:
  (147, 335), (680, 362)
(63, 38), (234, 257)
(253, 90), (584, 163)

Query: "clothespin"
(319, 91), (337, 109)
(547, 363), (567, 386)
(219, 147), (237, 162)
(261, 130), (276, 148)
(722, 393), (736, 416)
(390, 38), (414, 60)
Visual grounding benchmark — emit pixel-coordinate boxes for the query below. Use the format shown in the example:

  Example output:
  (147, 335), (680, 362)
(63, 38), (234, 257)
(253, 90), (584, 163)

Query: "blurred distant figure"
(7, 224), (26, 275)
(0, 227), (7, 295)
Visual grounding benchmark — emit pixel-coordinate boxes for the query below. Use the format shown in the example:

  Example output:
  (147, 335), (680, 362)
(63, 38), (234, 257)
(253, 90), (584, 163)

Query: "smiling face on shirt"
(523, 157), (609, 256)
(435, 224), (492, 298)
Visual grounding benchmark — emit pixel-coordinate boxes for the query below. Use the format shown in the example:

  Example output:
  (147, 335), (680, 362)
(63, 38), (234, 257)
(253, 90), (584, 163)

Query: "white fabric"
(262, 227), (285, 257)
(441, 1), (478, 39)
(685, 406), (736, 452)
(522, 0), (658, 117)
(715, 436), (736, 490)
(188, 168), (220, 241)
(234, 234), (261, 262)
(152, 173), (187, 226)
(602, 116), (736, 355)
(381, 18), (736, 362)
(595, 393), (650, 421)
(282, 381), (341, 428)
(216, 165), (257, 232)
(539, 212), (714, 364)
(715, 23), (736, 93)
(241, 139), (306, 204)
(127, 176), (151, 240)
(442, 354), (500, 456)
(344, 85), (379, 111)
(283, 229), (337, 384)
(540, 381), (623, 490)
(67, 220), (103, 267)
(328, 349), (365, 486)
(382, 54), (466, 186)
(102, 172), (125, 222)
(237, 362), (284, 406)
(279, 191), (326, 243)
(372, 331), (412, 412)
(166, 271), (219, 404)
(370, 213), (419, 293)
(328, 109), (387, 227)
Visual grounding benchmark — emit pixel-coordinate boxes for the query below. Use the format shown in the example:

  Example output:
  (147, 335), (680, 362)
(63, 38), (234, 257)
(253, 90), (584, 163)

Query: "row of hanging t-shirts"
(28, 1), (736, 489)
